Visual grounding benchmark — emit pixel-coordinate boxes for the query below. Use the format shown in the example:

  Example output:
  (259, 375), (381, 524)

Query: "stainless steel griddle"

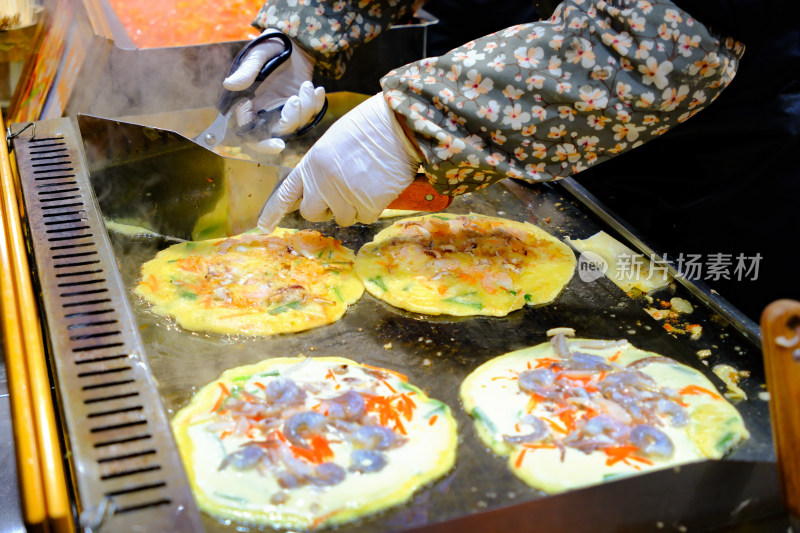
(10, 115), (784, 532)
(11, 118), (202, 531)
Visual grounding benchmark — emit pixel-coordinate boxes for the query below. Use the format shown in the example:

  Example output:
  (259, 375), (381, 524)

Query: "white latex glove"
(257, 93), (422, 231)
(223, 29), (326, 155)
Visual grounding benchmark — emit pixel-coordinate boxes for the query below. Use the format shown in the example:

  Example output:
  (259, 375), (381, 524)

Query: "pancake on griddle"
(172, 356), (457, 529)
(135, 229), (363, 335)
(460, 331), (749, 493)
(355, 213), (575, 316)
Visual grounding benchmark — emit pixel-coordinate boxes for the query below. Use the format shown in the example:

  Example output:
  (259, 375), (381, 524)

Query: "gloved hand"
(224, 29), (326, 155)
(257, 93), (423, 231)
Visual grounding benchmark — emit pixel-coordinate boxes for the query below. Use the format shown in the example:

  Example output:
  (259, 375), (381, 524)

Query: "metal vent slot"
(37, 180), (79, 187)
(39, 187), (80, 194)
(13, 119), (203, 532)
(89, 407), (145, 419)
(76, 355), (131, 366)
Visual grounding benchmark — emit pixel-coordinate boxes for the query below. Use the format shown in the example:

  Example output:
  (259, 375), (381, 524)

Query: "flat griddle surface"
(106, 179), (774, 532)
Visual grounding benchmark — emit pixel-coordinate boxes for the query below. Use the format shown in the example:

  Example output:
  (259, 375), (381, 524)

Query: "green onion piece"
(369, 276), (388, 291)
(332, 286), (343, 302)
(715, 432), (737, 452)
(472, 406), (497, 434)
(425, 404), (447, 419)
(443, 293), (483, 310)
(179, 290), (198, 300)
(268, 300), (303, 315)
(524, 294), (532, 302)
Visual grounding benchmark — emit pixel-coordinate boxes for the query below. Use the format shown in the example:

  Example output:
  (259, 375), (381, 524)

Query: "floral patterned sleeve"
(253, 0), (417, 79)
(381, 0), (745, 195)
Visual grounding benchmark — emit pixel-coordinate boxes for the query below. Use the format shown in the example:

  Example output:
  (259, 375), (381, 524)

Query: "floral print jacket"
(254, 0), (744, 195)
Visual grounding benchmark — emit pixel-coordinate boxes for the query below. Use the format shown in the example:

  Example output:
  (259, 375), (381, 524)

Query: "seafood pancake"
(172, 356), (457, 529)
(460, 332), (749, 493)
(134, 229), (363, 336)
(355, 213), (576, 317)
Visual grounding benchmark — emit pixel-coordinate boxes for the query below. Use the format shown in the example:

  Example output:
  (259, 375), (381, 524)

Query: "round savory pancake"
(172, 356), (457, 529)
(134, 229), (363, 335)
(460, 331), (749, 493)
(355, 213), (576, 316)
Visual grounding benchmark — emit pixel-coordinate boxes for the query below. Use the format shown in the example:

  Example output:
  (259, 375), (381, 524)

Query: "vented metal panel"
(11, 118), (204, 532)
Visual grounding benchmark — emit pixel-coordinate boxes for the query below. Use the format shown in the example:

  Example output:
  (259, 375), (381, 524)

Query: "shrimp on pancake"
(460, 331), (749, 493)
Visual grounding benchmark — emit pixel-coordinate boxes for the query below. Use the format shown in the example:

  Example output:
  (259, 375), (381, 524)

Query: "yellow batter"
(355, 213), (576, 316)
(172, 356), (457, 529)
(134, 229), (363, 335)
(460, 332), (749, 493)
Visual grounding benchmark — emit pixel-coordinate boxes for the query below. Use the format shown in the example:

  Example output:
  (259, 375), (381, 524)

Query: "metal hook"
(6, 122), (35, 151)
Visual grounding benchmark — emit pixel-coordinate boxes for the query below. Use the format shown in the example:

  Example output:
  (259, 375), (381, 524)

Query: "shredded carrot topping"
(557, 410), (577, 433)
(603, 445), (637, 466)
(396, 393), (416, 420)
(310, 509), (341, 529)
(210, 382), (230, 413)
(534, 357), (561, 369)
(522, 443), (557, 451)
(141, 274), (159, 292)
(381, 379), (397, 394)
(176, 256), (206, 274)
(603, 445), (652, 467)
(362, 393), (418, 435)
(679, 384), (722, 400)
(290, 434), (334, 464)
(542, 417), (568, 434)
(514, 442), (560, 470)
(361, 363), (408, 382)
(515, 448), (528, 468)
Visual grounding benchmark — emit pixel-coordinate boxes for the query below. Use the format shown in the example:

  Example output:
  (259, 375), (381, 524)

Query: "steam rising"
(67, 41), (246, 119)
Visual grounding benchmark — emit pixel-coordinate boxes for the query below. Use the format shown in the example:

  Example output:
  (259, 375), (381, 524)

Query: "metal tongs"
(194, 32), (328, 150)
